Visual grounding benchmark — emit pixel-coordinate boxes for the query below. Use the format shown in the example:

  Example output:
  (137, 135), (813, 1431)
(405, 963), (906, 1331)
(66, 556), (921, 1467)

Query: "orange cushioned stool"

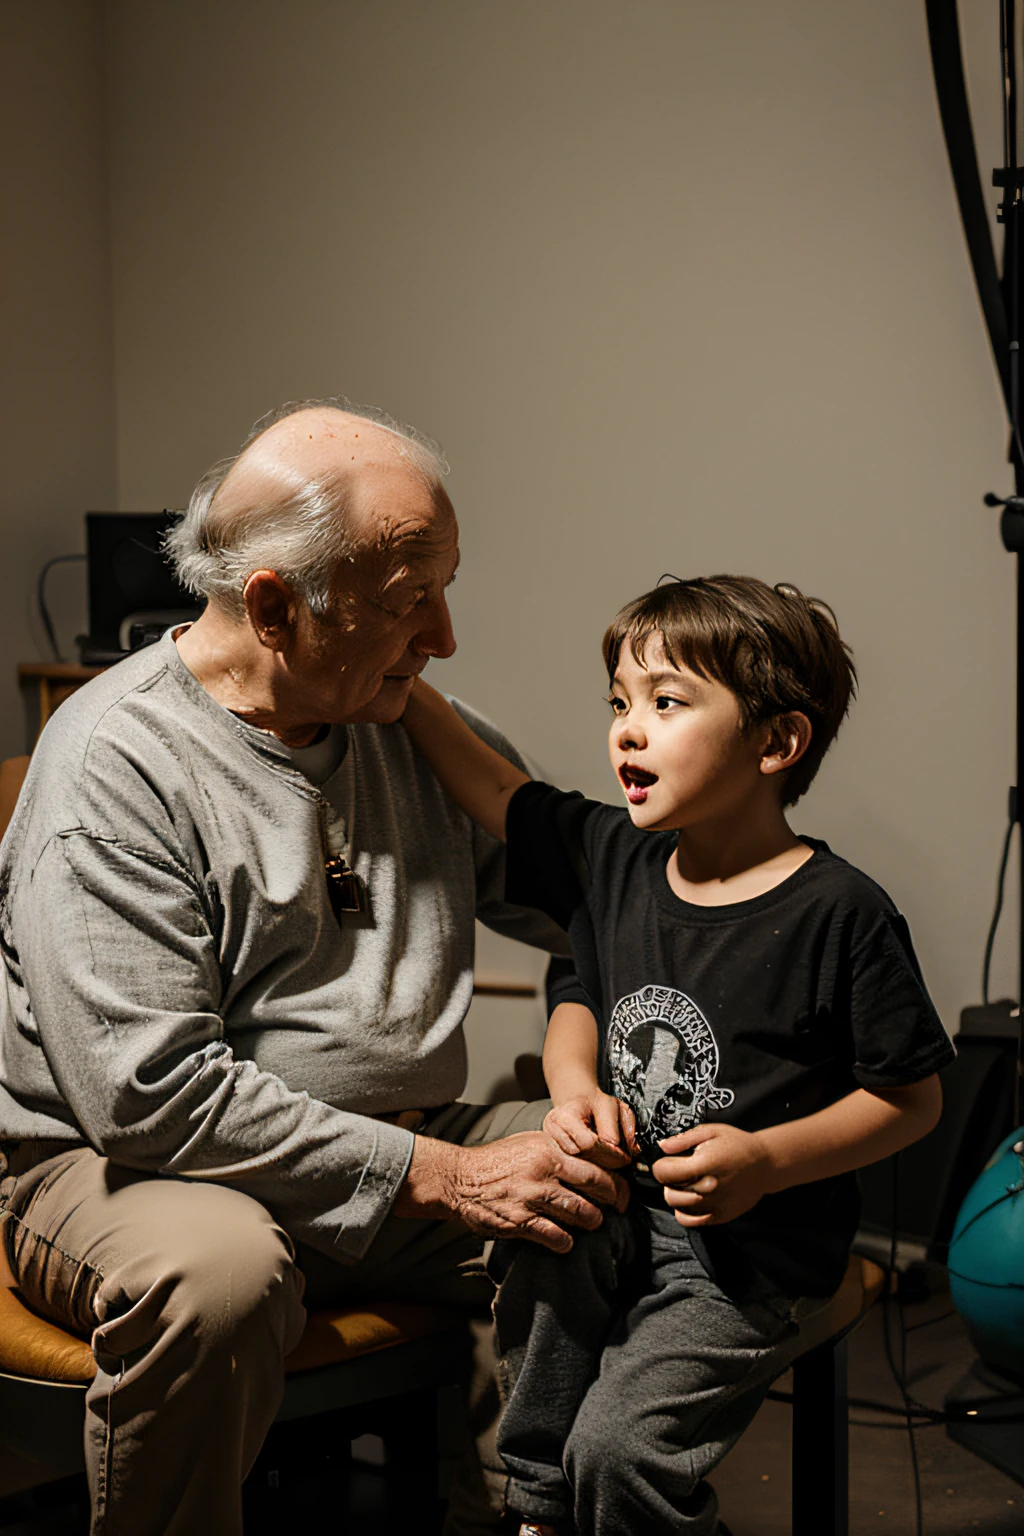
(0, 1277), (473, 1529)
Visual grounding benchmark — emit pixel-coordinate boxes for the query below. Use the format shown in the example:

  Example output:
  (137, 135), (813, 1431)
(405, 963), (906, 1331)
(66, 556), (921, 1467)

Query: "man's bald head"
(166, 398), (449, 620)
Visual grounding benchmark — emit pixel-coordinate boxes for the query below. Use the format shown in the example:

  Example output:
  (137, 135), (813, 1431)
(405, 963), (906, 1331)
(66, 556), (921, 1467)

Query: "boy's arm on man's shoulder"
(402, 679), (527, 841)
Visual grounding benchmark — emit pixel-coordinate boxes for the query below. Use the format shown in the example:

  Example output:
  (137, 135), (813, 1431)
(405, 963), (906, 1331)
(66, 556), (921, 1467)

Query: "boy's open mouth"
(619, 763), (658, 805)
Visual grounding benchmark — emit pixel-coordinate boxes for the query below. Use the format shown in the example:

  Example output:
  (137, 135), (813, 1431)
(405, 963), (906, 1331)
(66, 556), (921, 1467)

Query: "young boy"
(401, 575), (952, 1536)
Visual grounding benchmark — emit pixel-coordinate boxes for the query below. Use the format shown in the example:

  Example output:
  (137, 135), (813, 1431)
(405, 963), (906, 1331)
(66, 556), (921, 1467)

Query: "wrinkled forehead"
(347, 459), (457, 552)
(369, 500), (461, 599)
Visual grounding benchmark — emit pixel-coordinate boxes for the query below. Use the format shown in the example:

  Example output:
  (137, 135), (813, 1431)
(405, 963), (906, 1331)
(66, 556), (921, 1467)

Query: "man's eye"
(381, 587), (427, 616)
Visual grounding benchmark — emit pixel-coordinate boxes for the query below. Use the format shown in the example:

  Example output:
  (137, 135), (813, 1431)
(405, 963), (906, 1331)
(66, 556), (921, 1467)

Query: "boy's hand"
(652, 1124), (774, 1226)
(544, 1092), (639, 1171)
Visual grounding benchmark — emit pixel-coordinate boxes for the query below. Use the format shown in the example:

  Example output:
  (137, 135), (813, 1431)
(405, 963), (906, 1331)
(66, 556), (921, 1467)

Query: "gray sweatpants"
(0, 1099), (549, 1536)
(491, 1204), (829, 1536)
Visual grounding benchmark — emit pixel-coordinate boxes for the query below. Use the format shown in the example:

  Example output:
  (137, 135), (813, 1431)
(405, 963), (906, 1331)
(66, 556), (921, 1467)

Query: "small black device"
(80, 511), (198, 664)
(324, 854), (366, 919)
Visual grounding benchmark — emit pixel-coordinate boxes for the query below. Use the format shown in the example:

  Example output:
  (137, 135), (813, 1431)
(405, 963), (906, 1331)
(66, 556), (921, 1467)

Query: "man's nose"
(413, 594), (457, 660)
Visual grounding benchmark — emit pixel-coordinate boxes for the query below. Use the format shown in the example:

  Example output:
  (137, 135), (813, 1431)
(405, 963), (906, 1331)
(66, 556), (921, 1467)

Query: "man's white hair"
(164, 398), (449, 619)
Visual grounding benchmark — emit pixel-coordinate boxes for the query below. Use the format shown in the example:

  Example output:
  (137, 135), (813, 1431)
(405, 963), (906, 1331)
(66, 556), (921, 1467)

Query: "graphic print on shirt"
(607, 984), (735, 1151)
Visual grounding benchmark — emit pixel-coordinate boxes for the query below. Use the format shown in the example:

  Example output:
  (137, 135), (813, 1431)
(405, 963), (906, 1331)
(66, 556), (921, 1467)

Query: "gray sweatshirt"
(0, 633), (566, 1261)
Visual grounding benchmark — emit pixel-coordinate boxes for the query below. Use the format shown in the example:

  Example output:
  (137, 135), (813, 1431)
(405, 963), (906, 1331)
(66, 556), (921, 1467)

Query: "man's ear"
(242, 570), (298, 650)
(760, 712), (812, 779)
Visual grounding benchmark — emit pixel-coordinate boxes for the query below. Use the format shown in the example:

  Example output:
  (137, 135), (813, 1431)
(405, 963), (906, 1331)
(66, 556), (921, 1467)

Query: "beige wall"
(6, 3), (1020, 1086)
(100, 0), (1019, 1037)
(0, 0), (116, 741)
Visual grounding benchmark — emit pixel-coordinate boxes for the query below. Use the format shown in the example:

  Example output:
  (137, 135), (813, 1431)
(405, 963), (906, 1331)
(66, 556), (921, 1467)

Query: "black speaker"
(856, 1008), (1018, 1262)
(82, 512), (197, 662)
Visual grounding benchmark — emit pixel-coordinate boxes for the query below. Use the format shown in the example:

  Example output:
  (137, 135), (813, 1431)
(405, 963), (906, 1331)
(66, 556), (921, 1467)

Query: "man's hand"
(544, 1091), (638, 1171)
(652, 1123), (773, 1227)
(393, 1131), (629, 1252)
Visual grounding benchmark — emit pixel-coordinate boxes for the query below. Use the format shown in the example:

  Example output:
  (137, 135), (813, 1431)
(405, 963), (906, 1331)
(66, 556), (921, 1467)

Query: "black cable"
(850, 1391), (1024, 1426)
(982, 817), (1015, 1003)
(853, 1413), (939, 1425)
(764, 1384), (1024, 1424)
(884, 1161), (924, 1536)
(903, 1307), (958, 1333)
(36, 554), (85, 663)
(1004, 1), (1017, 177)
(1001, 1), (1024, 477)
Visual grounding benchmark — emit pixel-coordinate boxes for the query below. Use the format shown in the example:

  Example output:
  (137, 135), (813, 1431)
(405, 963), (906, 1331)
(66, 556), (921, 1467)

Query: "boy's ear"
(760, 712), (812, 779)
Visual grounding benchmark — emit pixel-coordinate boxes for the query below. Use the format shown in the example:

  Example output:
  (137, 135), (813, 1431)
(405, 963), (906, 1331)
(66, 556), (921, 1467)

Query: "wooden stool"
(767, 1253), (887, 1536)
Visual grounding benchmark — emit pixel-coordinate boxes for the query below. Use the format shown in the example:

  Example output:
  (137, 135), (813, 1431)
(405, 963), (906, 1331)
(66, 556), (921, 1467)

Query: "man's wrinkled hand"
(544, 1091), (638, 1171)
(652, 1123), (774, 1227)
(446, 1131), (629, 1252)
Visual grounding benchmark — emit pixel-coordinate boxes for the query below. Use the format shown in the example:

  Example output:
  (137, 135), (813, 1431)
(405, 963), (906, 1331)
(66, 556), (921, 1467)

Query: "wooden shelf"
(472, 981), (538, 998)
(17, 664), (106, 681)
(18, 662), (108, 741)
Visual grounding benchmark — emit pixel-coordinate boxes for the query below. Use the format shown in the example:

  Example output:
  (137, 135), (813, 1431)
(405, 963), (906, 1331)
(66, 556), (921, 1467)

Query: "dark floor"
(711, 1274), (1022, 1535)
(248, 1270), (1024, 1534)
(1, 1273), (1020, 1534)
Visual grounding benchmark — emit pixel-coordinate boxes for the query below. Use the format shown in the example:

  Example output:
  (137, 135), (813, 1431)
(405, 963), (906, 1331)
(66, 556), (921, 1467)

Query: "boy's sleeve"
(545, 954), (596, 1015)
(848, 906), (957, 1088)
(505, 781), (603, 931)
(446, 700), (573, 956)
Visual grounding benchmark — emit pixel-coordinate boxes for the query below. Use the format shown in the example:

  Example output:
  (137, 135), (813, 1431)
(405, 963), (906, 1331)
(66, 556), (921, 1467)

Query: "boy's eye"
(606, 695), (627, 714)
(655, 695), (685, 712)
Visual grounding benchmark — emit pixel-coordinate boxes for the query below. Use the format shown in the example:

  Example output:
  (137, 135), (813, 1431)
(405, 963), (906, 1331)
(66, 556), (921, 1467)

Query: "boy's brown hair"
(601, 575), (857, 806)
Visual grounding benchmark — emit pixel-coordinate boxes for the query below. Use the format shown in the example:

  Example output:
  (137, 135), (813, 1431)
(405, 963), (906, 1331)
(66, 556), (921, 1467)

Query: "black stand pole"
(994, 0), (1024, 1124)
(929, 0), (1024, 1127)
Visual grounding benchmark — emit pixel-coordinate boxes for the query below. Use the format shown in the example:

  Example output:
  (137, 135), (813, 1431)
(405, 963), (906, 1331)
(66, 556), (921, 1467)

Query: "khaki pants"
(0, 1100), (549, 1536)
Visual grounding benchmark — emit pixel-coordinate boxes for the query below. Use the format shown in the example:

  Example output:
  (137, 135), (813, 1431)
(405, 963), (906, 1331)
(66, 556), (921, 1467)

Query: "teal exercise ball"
(948, 1128), (1024, 1380)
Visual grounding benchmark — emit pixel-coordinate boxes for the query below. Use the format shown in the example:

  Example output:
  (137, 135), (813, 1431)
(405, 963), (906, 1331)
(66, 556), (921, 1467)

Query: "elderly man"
(0, 401), (622, 1536)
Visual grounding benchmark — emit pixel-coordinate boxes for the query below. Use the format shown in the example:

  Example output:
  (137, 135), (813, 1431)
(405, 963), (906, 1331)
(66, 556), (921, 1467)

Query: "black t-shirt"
(508, 783), (955, 1299)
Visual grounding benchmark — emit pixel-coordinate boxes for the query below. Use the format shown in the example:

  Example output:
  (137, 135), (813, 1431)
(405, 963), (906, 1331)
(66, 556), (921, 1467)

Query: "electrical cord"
(841, 1150), (1024, 1536)
(1000, 0), (1024, 477)
(981, 815), (1015, 1003)
(903, 1307), (957, 1333)
(36, 553), (85, 662)
(998, 0), (1024, 1130)
(765, 1380), (1024, 1425)
(885, 1162), (924, 1536)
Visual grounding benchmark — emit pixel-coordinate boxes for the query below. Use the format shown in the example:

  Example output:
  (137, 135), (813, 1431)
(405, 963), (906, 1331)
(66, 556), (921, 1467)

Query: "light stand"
(927, 0), (1024, 1127)
(926, 0), (1024, 1485)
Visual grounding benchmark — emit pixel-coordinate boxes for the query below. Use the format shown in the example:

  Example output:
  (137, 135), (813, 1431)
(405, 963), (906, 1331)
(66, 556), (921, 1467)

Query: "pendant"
(325, 853), (365, 918)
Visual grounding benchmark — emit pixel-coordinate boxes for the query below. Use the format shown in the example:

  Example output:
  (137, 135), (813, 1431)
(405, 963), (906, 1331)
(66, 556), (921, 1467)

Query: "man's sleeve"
(848, 906), (957, 1088)
(17, 828), (414, 1264)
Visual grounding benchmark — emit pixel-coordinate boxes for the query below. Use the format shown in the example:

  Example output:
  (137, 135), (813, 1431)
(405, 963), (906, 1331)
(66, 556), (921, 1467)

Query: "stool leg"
(791, 1336), (848, 1536)
(435, 1380), (468, 1500)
